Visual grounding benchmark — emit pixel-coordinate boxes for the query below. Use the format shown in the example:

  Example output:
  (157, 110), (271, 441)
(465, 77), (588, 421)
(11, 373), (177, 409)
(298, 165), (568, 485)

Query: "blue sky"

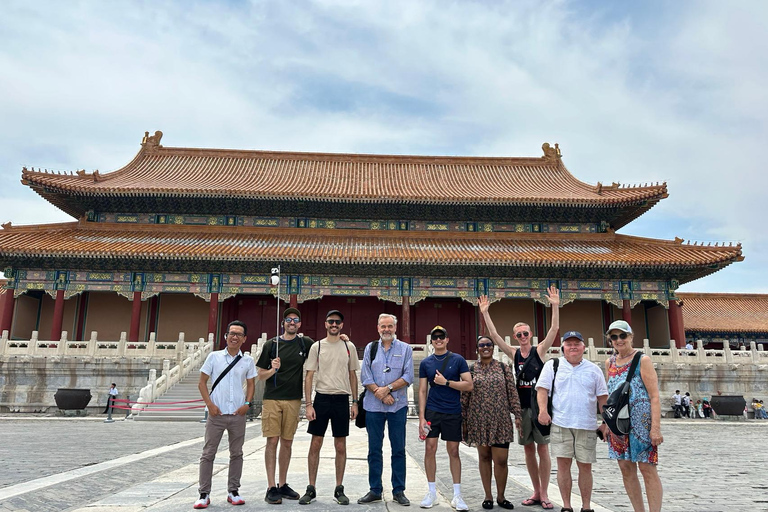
(1, 1), (766, 292)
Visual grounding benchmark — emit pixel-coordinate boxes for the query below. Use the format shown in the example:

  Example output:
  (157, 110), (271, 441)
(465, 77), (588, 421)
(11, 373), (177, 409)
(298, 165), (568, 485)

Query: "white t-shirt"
(673, 393), (682, 405)
(200, 349), (256, 415)
(536, 357), (608, 431)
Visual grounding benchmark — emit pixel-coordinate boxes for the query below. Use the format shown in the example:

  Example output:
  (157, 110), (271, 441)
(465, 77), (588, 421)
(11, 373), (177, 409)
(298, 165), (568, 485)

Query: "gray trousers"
(198, 413), (247, 494)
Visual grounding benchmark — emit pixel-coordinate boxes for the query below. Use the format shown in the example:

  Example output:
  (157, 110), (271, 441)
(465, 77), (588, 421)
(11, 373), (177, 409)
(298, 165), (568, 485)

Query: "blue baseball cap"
(562, 331), (584, 342)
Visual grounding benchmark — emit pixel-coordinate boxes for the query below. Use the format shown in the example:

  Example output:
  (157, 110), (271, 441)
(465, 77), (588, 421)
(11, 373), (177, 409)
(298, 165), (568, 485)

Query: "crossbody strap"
(210, 354), (242, 394)
(625, 351), (643, 383)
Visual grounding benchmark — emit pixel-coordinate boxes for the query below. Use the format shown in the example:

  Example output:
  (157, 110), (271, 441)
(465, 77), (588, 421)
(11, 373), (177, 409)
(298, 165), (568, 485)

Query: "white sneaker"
(227, 491), (245, 505)
(420, 491), (438, 508)
(193, 494), (210, 509)
(451, 494), (468, 511)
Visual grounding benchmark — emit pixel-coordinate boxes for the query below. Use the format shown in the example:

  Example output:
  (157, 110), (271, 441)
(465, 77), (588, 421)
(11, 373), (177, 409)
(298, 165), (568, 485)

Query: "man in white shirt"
(672, 390), (683, 418)
(536, 331), (608, 512)
(194, 320), (256, 509)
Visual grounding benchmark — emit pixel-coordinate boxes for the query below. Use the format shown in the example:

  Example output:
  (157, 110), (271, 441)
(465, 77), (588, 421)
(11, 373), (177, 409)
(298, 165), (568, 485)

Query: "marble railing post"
(643, 338), (651, 355)
(176, 332), (186, 362)
(57, 331), (68, 355)
(162, 359), (171, 377)
(587, 337), (597, 360)
(148, 368), (157, 401)
(670, 341), (680, 362)
(30, 331), (39, 355)
(751, 341), (759, 363)
(696, 340), (707, 363)
(0, 330), (8, 356)
(723, 340), (733, 363)
(118, 332), (127, 357)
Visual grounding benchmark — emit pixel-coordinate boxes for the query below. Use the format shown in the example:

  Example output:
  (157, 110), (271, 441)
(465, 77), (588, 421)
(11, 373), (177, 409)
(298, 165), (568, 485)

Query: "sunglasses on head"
(327, 319), (342, 325)
(477, 342), (493, 348)
(431, 335), (446, 341)
(609, 333), (630, 341)
(284, 317), (300, 324)
(515, 331), (530, 338)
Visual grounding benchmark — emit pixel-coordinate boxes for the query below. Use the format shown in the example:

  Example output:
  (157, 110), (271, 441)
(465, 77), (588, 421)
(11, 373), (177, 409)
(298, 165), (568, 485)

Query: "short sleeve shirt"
(419, 352), (470, 415)
(536, 357), (608, 430)
(305, 339), (361, 396)
(201, 349), (257, 415)
(256, 336), (314, 401)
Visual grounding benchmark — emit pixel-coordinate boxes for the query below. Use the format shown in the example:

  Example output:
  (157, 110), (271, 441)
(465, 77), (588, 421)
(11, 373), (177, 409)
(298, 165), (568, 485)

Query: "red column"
(128, 291), (142, 342)
(401, 296), (411, 343)
(622, 299), (632, 325)
(290, 293), (298, 308)
(50, 289), (65, 341)
(668, 300), (685, 348)
(208, 292), (219, 338)
(0, 289), (15, 335)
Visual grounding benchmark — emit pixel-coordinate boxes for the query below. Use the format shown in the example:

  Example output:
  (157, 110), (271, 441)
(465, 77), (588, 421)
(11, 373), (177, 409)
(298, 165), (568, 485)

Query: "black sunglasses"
(515, 331), (530, 338)
(326, 319), (342, 325)
(284, 318), (301, 324)
(609, 333), (630, 341)
(431, 335), (446, 341)
(477, 342), (493, 348)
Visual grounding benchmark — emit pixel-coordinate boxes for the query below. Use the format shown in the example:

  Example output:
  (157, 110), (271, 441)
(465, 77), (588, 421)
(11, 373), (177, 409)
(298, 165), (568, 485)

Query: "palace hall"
(0, 132), (744, 359)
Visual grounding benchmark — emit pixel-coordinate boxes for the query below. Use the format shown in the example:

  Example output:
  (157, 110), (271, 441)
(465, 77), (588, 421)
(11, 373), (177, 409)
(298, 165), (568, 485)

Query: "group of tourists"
(193, 286), (664, 512)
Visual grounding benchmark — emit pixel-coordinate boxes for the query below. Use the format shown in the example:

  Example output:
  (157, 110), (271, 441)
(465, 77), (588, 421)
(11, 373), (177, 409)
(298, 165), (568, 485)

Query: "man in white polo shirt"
(194, 320), (257, 509)
(535, 331), (608, 512)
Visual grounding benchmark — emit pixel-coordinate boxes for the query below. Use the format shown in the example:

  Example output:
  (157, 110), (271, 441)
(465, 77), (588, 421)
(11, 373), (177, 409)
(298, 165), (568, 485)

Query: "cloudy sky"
(1, 1), (765, 292)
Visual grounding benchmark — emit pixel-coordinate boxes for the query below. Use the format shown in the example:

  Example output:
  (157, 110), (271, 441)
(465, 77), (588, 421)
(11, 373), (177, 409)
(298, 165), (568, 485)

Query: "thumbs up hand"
(433, 370), (447, 386)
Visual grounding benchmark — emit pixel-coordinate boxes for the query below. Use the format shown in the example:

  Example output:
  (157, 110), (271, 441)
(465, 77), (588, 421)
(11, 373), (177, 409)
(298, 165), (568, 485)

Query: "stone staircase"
(133, 362), (206, 422)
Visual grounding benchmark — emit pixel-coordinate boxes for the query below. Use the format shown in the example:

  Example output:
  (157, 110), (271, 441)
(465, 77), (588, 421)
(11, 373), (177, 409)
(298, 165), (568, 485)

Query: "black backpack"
(602, 351), (642, 436)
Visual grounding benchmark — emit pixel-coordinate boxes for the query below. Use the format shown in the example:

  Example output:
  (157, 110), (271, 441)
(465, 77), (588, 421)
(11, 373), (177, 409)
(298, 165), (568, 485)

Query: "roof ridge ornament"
(541, 142), (561, 162)
(1, 221), (12, 230)
(141, 130), (164, 149)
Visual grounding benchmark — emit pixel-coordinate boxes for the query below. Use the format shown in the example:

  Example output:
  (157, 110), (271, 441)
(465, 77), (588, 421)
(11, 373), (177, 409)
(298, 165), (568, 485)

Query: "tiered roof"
(0, 221), (742, 282)
(21, 133), (667, 227)
(678, 293), (768, 333)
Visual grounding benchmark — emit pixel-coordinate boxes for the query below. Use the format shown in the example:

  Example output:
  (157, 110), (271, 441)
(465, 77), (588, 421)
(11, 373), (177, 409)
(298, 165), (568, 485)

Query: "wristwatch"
(245, 401), (251, 406)
(387, 384), (394, 391)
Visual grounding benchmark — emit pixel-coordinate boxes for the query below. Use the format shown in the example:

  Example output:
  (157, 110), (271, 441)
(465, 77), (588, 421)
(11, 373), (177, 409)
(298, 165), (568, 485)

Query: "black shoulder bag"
(531, 358), (559, 436)
(602, 351), (643, 436)
(209, 354), (243, 395)
(355, 341), (380, 429)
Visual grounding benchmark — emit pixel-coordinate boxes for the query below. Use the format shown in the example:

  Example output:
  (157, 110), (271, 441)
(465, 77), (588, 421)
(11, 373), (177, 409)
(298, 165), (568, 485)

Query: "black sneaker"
(279, 483), (300, 500)
(357, 492), (383, 504)
(299, 485), (316, 505)
(334, 485), (349, 505)
(393, 492), (410, 506)
(265, 486), (283, 504)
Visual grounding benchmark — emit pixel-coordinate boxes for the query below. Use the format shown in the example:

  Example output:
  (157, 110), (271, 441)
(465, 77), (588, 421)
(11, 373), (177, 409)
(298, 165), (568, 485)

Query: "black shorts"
(307, 393), (350, 438)
(425, 409), (462, 442)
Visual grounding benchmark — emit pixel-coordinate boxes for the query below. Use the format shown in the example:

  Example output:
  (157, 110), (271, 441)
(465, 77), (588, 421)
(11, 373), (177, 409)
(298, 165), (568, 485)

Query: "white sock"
(428, 482), (436, 494)
(453, 483), (461, 496)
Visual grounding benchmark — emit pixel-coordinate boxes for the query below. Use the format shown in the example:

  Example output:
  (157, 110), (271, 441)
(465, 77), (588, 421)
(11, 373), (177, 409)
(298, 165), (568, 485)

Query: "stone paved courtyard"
(0, 416), (765, 511)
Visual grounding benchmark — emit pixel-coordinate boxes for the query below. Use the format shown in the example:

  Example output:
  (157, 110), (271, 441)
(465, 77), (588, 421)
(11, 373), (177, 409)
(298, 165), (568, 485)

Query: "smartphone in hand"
(596, 428), (604, 441)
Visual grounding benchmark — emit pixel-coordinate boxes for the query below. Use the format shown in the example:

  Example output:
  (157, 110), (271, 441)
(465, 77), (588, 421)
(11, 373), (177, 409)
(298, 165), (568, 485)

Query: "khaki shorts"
(262, 399), (301, 439)
(518, 407), (549, 446)
(549, 424), (597, 463)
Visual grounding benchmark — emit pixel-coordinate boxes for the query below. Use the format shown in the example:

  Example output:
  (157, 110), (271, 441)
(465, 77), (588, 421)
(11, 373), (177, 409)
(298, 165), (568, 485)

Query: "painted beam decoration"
(6, 268), (675, 307)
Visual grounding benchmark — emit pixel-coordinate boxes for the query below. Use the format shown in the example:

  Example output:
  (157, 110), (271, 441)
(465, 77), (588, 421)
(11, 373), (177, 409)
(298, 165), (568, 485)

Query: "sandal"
(580, 510), (595, 512)
(559, 509), (573, 512)
(483, 500), (494, 509)
(497, 499), (515, 509)
(521, 499), (541, 506)
(540, 501), (554, 510)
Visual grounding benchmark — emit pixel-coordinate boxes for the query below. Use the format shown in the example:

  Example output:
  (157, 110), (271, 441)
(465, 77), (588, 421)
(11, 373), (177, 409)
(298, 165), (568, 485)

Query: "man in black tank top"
(479, 286), (560, 510)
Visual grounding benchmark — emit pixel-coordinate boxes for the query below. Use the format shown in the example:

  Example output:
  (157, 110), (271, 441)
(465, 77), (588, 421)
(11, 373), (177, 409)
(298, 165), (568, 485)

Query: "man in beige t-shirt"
(300, 310), (361, 505)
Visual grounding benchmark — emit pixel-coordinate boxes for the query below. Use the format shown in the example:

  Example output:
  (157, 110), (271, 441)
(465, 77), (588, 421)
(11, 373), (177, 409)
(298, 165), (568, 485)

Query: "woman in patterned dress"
(461, 336), (522, 510)
(604, 320), (664, 512)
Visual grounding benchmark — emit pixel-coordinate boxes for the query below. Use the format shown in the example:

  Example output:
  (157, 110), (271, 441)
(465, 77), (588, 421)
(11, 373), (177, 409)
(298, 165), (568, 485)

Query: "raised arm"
(479, 295), (516, 360)
(536, 285), (560, 359)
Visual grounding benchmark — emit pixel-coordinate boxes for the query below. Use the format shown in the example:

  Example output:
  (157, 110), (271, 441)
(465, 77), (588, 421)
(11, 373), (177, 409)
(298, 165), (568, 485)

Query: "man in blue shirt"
(357, 313), (414, 506)
(418, 326), (473, 510)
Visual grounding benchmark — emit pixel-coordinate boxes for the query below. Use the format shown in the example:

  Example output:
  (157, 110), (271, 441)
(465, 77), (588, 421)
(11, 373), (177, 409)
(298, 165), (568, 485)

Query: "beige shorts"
(518, 407), (549, 446)
(549, 424), (598, 463)
(261, 399), (301, 439)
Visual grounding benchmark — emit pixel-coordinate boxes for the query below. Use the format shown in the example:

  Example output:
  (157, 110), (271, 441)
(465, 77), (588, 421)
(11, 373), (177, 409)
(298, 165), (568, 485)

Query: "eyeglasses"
(431, 335), (446, 341)
(326, 319), (342, 325)
(477, 342), (493, 348)
(226, 332), (245, 338)
(284, 318), (301, 324)
(515, 331), (530, 338)
(609, 333), (630, 341)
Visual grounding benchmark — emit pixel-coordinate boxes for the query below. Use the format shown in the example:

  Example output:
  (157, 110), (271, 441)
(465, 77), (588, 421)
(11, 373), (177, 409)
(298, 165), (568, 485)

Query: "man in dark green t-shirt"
(256, 307), (314, 504)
